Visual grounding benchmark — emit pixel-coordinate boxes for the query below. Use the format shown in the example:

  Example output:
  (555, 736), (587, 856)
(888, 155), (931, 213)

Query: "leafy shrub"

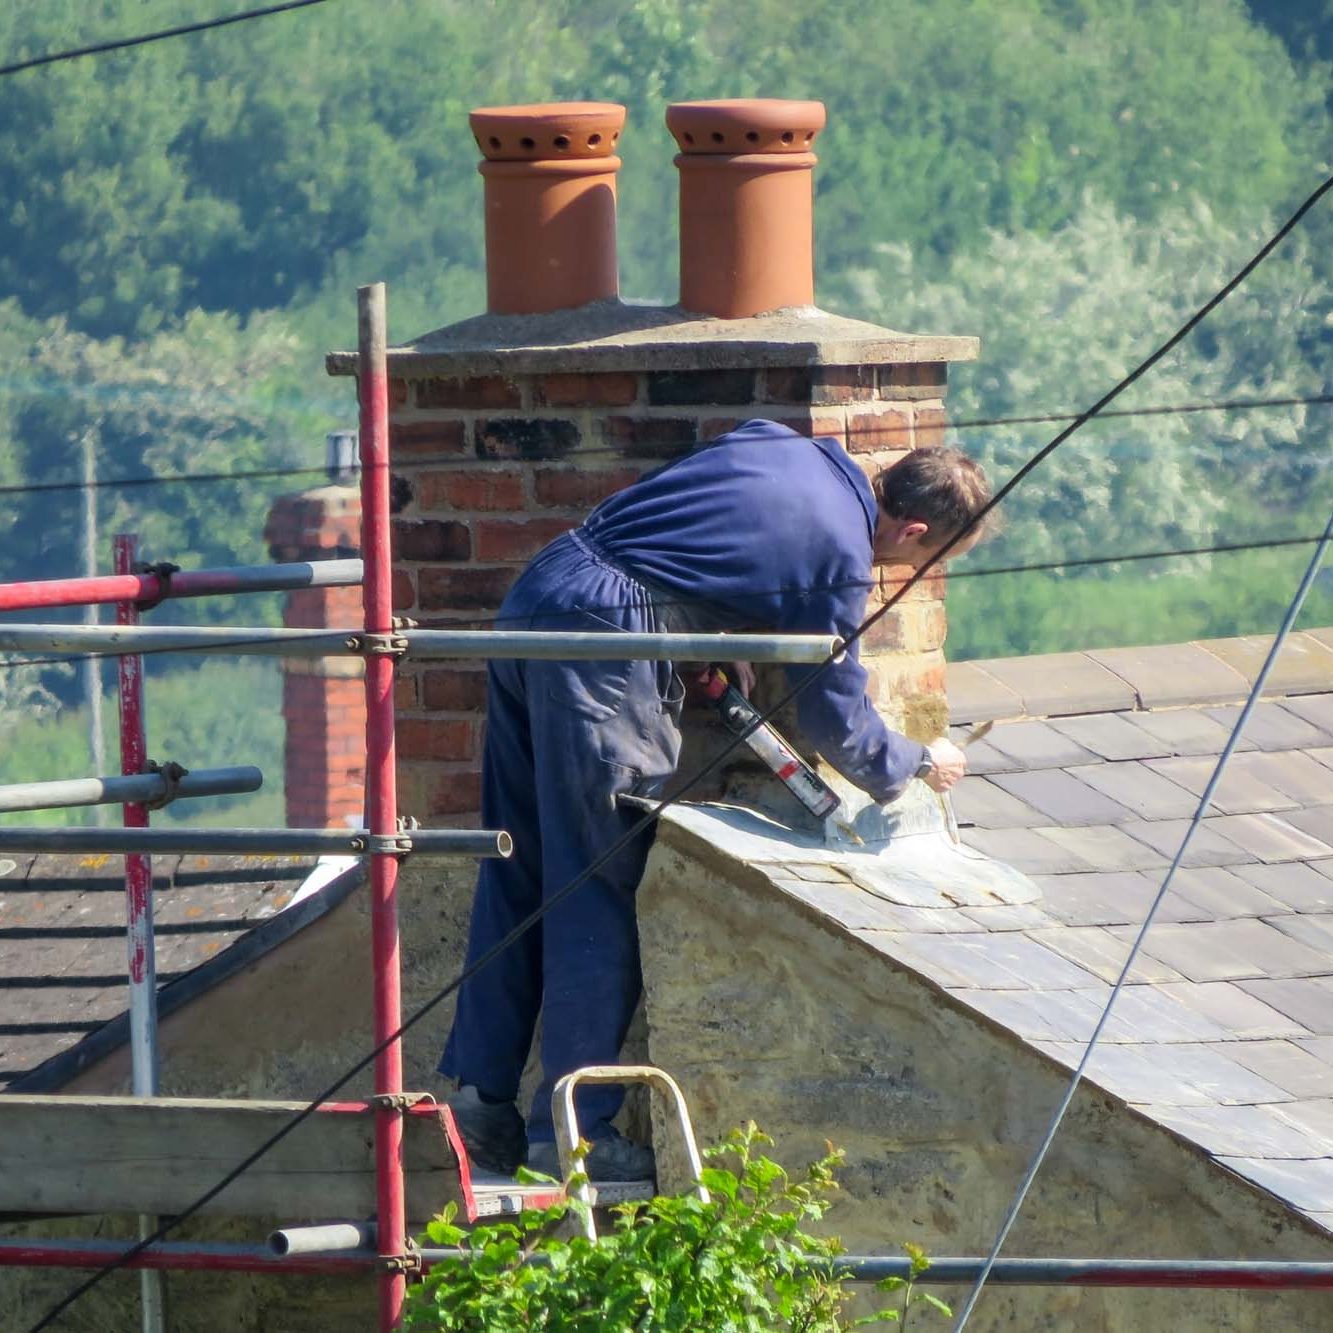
(406, 1123), (949, 1331)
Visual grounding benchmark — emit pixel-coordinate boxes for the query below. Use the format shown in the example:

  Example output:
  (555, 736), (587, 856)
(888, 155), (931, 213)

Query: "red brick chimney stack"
(264, 481), (366, 829)
(325, 98), (977, 821)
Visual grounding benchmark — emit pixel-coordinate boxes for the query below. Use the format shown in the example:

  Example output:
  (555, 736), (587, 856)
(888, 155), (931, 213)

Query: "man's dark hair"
(874, 447), (993, 543)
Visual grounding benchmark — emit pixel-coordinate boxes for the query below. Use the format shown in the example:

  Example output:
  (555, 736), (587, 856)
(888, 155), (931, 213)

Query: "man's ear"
(903, 520), (930, 542)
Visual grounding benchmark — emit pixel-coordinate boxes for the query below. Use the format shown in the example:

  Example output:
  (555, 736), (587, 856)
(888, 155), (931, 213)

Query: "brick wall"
(264, 485), (366, 829)
(387, 360), (953, 821)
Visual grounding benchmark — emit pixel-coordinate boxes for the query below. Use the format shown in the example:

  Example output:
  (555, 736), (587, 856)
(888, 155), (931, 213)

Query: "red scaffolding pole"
(357, 282), (407, 1331)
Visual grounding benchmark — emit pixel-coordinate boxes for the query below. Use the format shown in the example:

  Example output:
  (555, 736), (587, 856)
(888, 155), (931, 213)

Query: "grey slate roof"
(659, 628), (1333, 1237)
(942, 632), (1333, 1231)
(0, 853), (351, 1092)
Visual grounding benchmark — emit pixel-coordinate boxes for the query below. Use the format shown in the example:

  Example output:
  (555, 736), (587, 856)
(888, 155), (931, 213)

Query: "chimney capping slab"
(326, 301), (978, 379)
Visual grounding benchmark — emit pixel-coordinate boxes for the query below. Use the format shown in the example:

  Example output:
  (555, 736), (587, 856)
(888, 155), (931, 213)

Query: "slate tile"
(1229, 1040), (1333, 1098)
(1238, 978), (1333, 1034)
(954, 988), (1102, 1043)
(1265, 912), (1333, 954)
(1282, 693), (1333, 732)
(847, 902), (979, 933)
(1033, 871), (1196, 927)
(1144, 1042), (1294, 1105)
(1215, 1156), (1333, 1211)
(1034, 824), (1167, 872)
(959, 827), (1095, 876)
(1206, 813), (1333, 864)
(1067, 761), (1199, 821)
(1128, 708), (1251, 757)
(1119, 818), (1253, 868)
(1095, 983), (1232, 1043)
(1229, 750), (1333, 806)
(1205, 703), (1331, 752)
(1086, 642), (1248, 708)
(887, 931), (1101, 991)
(1312, 860), (1333, 886)
(1233, 861), (1333, 912)
(989, 770), (1136, 826)
(945, 660), (1025, 724)
(1130, 919), (1330, 983)
(868, 934), (977, 988)
(1146, 1103), (1323, 1158)
(1153, 981), (1310, 1040)
(1024, 925), (1184, 984)
(980, 720), (1102, 770)
(1294, 1037), (1333, 1066)
(948, 729), (1015, 775)
(1049, 713), (1172, 761)
(786, 863), (857, 884)
(951, 776), (1046, 829)
(1033, 1041), (1215, 1106)
(1142, 756), (1297, 817)
(957, 903), (1056, 931)
(1278, 805), (1333, 848)
(973, 651), (1137, 718)
(1199, 634), (1333, 698)
(1309, 747), (1333, 774)
(1269, 1098), (1333, 1144)
(777, 878), (915, 933)
(1167, 866), (1290, 921)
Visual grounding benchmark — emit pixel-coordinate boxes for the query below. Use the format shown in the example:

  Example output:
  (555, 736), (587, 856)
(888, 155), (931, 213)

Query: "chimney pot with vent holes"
(469, 102), (626, 315)
(667, 98), (826, 318)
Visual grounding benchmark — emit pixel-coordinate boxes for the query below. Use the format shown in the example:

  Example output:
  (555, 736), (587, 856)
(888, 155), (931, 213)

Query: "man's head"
(871, 447), (993, 567)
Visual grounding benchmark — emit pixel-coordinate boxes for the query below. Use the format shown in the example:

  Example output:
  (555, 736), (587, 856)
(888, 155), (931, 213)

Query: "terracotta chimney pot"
(666, 99), (826, 319)
(469, 102), (626, 315)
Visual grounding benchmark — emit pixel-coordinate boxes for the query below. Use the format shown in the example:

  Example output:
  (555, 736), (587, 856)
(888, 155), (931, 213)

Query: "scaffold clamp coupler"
(131, 560), (181, 612)
(369, 1091), (432, 1112)
(365, 831), (413, 856)
(345, 631), (409, 656)
(376, 1249), (422, 1275)
(392, 615), (418, 631)
(144, 759), (189, 810)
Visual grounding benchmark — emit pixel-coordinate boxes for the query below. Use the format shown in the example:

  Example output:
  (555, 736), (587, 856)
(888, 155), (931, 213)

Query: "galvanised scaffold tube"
(358, 282), (408, 1333)
(0, 765), (262, 814)
(0, 625), (841, 662)
(5, 1239), (1333, 1289)
(0, 558), (363, 614)
(0, 828), (512, 857)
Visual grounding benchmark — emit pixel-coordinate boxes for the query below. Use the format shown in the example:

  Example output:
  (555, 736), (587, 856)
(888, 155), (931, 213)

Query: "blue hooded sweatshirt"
(581, 418), (927, 802)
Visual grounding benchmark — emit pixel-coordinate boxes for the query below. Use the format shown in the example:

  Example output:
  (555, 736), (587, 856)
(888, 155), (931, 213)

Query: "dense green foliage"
(0, 0), (1330, 771)
(406, 1124), (948, 1331)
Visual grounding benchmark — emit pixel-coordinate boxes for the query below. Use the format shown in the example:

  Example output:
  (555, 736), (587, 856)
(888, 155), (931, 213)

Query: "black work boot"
(527, 1131), (655, 1183)
(445, 1085), (526, 1175)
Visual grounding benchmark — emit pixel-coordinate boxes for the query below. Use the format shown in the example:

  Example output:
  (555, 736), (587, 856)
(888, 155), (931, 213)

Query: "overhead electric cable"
(950, 502), (1333, 1331)
(26, 164), (1333, 1333)
(0, 0), (332, 79)
(0, 388), (1329, 503)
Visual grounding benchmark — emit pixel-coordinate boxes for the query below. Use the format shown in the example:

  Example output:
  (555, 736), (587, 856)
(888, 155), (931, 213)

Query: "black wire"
(0, 0), (332, 79)
(24, 165), (1333, 1332)
(1, 389), (1330, 504)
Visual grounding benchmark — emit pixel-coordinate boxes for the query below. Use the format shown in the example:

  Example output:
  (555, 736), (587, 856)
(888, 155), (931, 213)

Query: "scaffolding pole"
(0, 624), (842, 662)
(4, 1240), (1333, 1290)
(114, 533), (166, 1333)
(0, 827), (511, 857)
(0, 558), (364, 614)
(0, 766), (262, 814)
(359, 282), (408, 1332)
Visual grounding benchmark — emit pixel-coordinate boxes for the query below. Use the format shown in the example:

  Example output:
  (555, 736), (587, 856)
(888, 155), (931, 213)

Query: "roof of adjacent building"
(659, 627), (1333, 1235)
(0, 853), (360, 1092)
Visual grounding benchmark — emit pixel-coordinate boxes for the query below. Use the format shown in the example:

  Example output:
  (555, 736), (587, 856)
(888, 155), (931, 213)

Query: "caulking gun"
(702, 667), (842, 821)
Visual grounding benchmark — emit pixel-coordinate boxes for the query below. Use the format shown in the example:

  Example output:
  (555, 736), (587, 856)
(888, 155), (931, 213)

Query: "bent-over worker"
(441, 419), (992, 1179)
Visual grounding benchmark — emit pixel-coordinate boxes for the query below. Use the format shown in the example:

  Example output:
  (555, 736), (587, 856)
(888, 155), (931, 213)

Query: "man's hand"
(921, 737), (967, 792)
(730, 661), (757, 697)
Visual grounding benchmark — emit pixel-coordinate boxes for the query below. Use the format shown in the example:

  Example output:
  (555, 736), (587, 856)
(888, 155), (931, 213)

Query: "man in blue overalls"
(441, 420), (991, 1179)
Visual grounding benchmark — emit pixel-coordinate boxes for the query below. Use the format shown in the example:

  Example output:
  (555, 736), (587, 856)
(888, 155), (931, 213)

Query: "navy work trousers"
(439, 530), (683, 1143)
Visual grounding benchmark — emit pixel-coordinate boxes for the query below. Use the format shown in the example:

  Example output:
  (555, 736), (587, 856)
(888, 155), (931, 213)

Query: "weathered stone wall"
(636, 828), (1333, 1332)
